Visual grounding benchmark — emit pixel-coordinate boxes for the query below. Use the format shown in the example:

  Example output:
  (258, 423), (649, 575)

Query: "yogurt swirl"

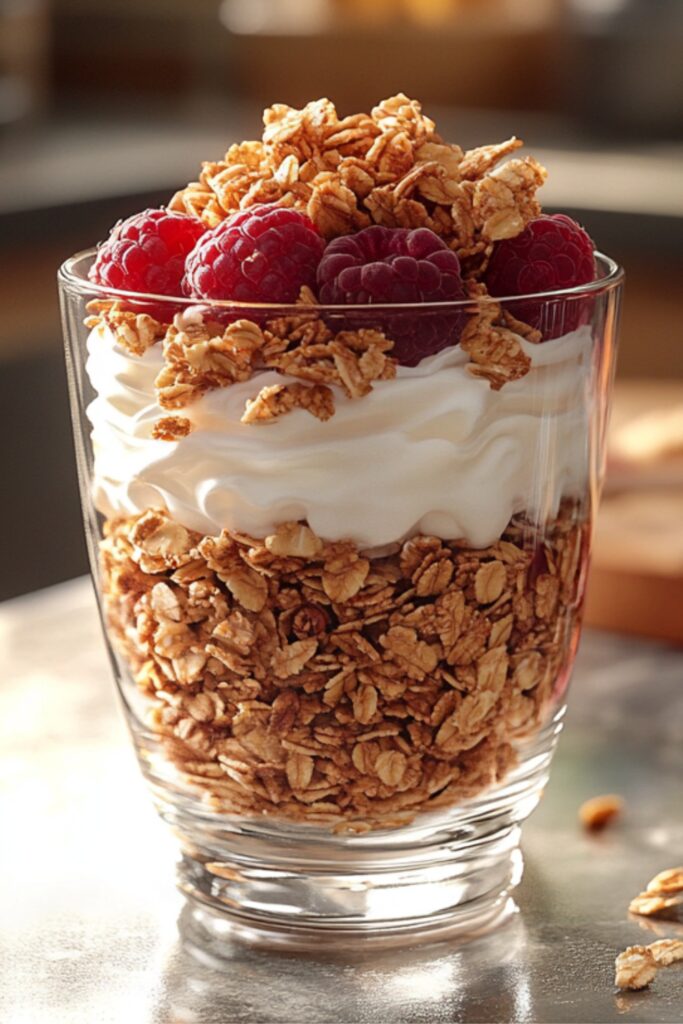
(86, 324), (592, 549)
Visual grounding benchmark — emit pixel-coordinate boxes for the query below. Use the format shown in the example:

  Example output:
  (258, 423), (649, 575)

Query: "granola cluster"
(99, 502), (587, 831)
(615, 867), (683, 990)
(629, 867), (683, 921)
(170, 95), (545, 274)
(87, 300), (396, 429)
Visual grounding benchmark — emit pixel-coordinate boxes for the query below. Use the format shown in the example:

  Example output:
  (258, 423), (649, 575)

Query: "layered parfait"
(84, 95), (597, 832)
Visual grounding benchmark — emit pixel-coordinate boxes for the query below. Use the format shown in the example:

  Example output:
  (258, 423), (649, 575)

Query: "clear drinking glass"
(59, 250), (623, 949)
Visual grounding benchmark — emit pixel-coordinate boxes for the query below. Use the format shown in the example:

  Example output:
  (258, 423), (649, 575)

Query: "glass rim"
(58, 247), (624, 311)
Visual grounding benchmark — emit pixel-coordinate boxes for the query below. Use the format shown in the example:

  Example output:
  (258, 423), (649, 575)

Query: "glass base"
(148, 709), (564, 951)
(178, 838), (522, 954)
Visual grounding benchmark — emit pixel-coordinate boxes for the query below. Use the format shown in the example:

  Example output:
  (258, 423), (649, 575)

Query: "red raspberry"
(317, 225), (465, 366)
(90, 209), (205, 320)
(484, 214), (596, 338)
(183, 204), (325, 304)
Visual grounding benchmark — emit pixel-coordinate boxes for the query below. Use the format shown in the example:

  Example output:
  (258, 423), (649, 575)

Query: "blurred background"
(1, 0), (682, 638)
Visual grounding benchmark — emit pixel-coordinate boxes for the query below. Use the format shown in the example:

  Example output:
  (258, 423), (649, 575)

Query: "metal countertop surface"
(1, 577), (682, 1024)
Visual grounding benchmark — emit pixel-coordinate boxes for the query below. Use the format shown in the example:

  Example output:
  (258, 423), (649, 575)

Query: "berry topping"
(317, 225), (466, 366)
(90, 209), (205, 300)
(183, 204), (325, 304)
(485, 214), (596, 337)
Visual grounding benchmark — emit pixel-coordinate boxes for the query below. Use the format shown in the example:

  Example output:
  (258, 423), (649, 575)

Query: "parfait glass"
(59, 250), (622, 948)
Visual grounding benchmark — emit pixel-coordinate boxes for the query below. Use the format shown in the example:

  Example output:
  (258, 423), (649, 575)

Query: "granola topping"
(629, 866), (683, 920)
(614, 946), (658, 991)
(170, 95), (545, 271)
(84, 94), (561, 413)
(615, 939), (683, 991)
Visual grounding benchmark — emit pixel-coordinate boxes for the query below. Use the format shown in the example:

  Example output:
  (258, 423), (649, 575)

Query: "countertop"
(1, 577), (682, 1024)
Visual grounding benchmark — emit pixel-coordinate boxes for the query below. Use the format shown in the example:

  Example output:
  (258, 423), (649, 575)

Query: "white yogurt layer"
(86, 322), (592, 549)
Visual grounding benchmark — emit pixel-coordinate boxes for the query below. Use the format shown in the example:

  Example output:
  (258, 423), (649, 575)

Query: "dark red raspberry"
(183, 204), (325, 304)
(317, 225), (465, 366)
(485, 214), (596, 338)
(90, 209), (205, 320)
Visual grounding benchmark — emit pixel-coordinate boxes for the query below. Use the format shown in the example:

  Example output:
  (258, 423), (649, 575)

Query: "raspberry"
(183, 204), (325, 304)
(316, 225), (465, 366)
(90, 208), (205, 320)
(484, 214), (596, 338)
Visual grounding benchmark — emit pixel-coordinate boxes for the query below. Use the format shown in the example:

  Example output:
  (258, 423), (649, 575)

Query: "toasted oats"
(100, 500), (584, 829)
(131, 510), (192, 559)
(615, 946), (658, 990)
(352, 684), (378, 725)
(86, 301), (166, 354)
(461, 305), (532, 390)
(447, 614), (491, 667)
(489, 613), (514, 648)
(629, 893), (683, 919)
(648, 940), (683, 966)
(579, 794), (624, 832)
(308, 179), (370, 238)
(292, 604), (330, 639)
(222, 563), (268, 613)
(469, 157), (547, 242)
(150, 582), (183, 622)
(365, 186), (433, 230)
(380, 626), (439, 681)
(296, 284), (319, 306)
(213, 610), (257, 654)
(156, 316), (265, 409)
(323, 552), (370, 603)
(501, 309), (542, 345)
(474, 561), (506, 604)
(434, 589), (467, 648)
(186, 692), (218, 724)
(647, 868), (683, 895)
(535, 573), (560, 620)
(286, 753), (314, 790)
(513, 651), (544, 691)
(476, 646), (509, 694)
(375, 750), (407, 787)
(458, 138), (524, 181)
(414, 557), (454, 597)
(265, 522), (323, 559)
(152, 415), (192, 441)
(242, 382), (335, 424)
(271, 639), (318, 679)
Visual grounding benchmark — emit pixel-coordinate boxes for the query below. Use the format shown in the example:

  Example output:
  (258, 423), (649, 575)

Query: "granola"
(86, 300), (165, 357)
(99, 501), (588, 830)
(579, 794), (624, 832)
(614, 946), (658, 991)
(629, 867), (683, 920)
(170, 95), (545, 268)
(152, 416), (192, 441)
(614, 939), (683, 991)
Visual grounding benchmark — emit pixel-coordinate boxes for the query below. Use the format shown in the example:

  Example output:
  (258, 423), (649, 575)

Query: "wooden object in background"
(585, 382), (683, 644)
